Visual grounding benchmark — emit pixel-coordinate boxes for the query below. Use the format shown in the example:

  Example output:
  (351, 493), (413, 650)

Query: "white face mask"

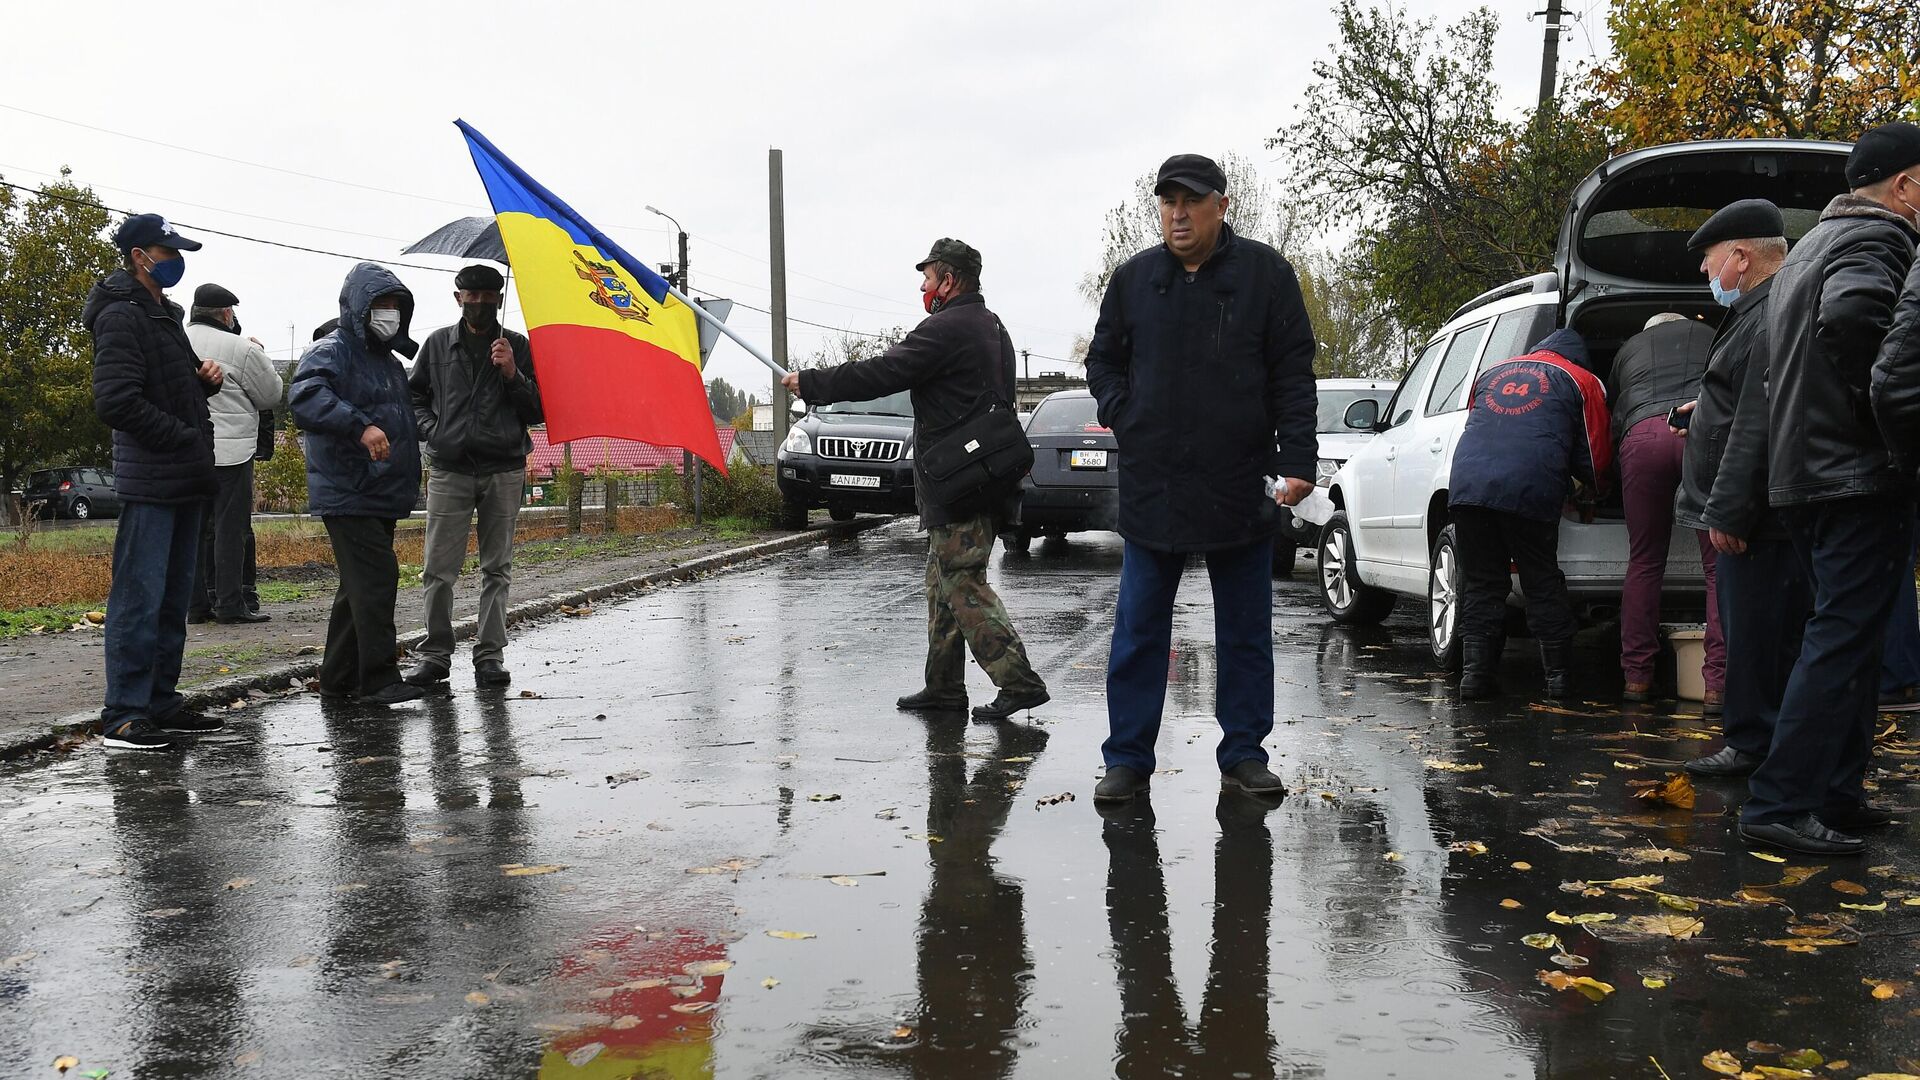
(368, 309), (402, 341)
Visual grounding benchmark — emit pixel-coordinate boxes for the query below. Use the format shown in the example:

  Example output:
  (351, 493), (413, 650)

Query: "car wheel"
(828, 506), (855, 522)
(70, 498), (91, 520)
(1272, 542), (1298, 577)
(778, 495), (807, 530)
(1003, 530), (1032, 554)
(1318, 511), (1395, 626)
(1428, 524), (1463, 672)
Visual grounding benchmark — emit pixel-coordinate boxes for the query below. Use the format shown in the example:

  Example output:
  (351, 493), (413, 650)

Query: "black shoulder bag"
(916, 392), (1033, 507)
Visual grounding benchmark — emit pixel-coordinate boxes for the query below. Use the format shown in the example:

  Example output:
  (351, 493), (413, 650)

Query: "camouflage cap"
(914, 238), (982, 279)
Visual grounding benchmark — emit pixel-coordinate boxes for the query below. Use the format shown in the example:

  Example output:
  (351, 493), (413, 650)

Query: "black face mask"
(462, 302), (499, 331)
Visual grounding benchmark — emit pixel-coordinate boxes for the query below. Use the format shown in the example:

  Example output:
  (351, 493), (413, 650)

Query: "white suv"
(1314, 138), (1852, 669)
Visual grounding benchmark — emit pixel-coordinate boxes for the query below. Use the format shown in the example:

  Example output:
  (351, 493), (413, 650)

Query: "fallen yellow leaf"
(224, 877), (256, 890)
(501, 864), (567, 877)
(1423, 759), (1485, 772)
(1840, 901), (1888, 912)
(766, 930), (816, 940)
(1511, 861), (1532, 870)
(1537, 970), (1613, 1001)
(761, 977), (780, 989)
(1383, 852), (1404, 862)
(1832, 879), (1869, 896)
(1633, 773), (1696, 809)
(1702, 1049), (1742, 1075)
(683, 960), (734, 977)
(1448, 840), (1489, 855)
(54, 1057), (80, 1074)
(826, 876), (860, 888)
(1521, 933), (1562, 950)
(671, 1001), (716, 1014)
(1500, 898), (1524, 909)
(1750, 851), (1788, 863)
(1870, 981), (1899, 1000)
(1547, 911), (1618, 926)
(904, 834), (943, 843)
(1619, 914), (1704, 939)
(1642, 975), (1667, 989)
(465, 991), (490, 1006)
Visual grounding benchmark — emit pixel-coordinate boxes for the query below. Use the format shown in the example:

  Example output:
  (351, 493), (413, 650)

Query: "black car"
(23, 467), (120, 520)
(776, 389), (917, 527)
(1004, 390), (1117, 551)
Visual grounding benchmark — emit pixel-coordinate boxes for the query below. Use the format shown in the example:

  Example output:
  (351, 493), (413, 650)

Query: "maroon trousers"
(1619, 417), (1724, 693)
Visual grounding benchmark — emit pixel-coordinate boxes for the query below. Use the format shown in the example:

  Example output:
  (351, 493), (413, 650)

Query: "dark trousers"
(319, 516), (402, 695)
(191, 461), (256, 617)
(1881, 517), (1920, 694)
(1103, 538), (1272, 775)
(1744, 495), (1914, 825)
(1451, 506), (1578, 644)
(1716, 540), (1809, 757)
(101, 500), (203, 729)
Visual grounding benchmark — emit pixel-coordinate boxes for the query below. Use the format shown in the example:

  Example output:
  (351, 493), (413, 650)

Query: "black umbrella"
(402, 215), (508, 265)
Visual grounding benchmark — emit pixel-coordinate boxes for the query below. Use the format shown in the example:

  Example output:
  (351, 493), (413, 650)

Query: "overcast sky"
(2, 0), (1604, 399)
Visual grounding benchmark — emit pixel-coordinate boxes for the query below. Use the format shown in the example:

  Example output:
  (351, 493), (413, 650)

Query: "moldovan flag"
(456, 120), (725, 471)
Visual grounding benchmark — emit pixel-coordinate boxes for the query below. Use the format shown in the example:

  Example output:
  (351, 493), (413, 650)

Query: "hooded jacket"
(187, 314), (284, 467)
(1084, 225), (1319, 553)
(290, 263), (422, 518)
(1764, 193), (1917, 506)
(84, 269), (217, 504)
(1448, 330), (1612, 523)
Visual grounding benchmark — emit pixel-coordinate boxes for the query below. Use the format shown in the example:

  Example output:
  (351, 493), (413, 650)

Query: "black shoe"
(1684, 745), (1762, 778)
(1459, 637), (1500, 700)
(1820, 802), (1897, 831)
(1094, 765), (1151, 803)
(1540, 640), (1573, 700)
(971, 686), (1050, 721)
(1739, 813), (1865, 857)
(1222, 759), (1288, 796)
(102, 718), (176, 751)
(403, 662), (450, 688)
(155, 708), (226, 735)
(897, 687), (967, 711)
(360, 682), (426, 706)
(475, 660), (512, 688)
(214, 610), (271, 624)
(187, 611), (212, 626)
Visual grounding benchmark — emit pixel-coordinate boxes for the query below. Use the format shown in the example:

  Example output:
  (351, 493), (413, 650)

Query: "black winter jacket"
(1765, 194), (1917, 506)
(1084, 226), (1318, 552)
(84, 270), (217, 504)
(1677, 281), (1783, 539)
(797, 291), (1018, 529)
(409, 324), (543, 477)
(1608, 318), (1715, 445)
(1870, 242), (1920, 476)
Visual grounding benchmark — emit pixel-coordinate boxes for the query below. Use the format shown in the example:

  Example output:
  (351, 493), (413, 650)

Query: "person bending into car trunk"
(1737, 123), (1920, 857)
(86, 214), (226, 750)
(781, 239), (1048, 722)
(402, 263), (542, 692)
(291, 263), (428, 708)
(1447, 329), (1611, 703)
(1083, 154), (1318, 804)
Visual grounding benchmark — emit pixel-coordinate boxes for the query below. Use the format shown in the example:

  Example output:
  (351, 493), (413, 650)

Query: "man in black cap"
(1737, 124), (1920, 855)
(1083, 153), (1317, 803)
(84, 213), (226, 750)
(780, 239), (1049, 721)
(403, 263), (542, 689)
(1671, 200), (1805, 783)
(185, 282), (283, 624)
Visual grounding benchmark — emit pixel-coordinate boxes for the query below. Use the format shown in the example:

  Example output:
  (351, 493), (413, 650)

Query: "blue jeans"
(101, 500), (204, 731)
(1744, 496), (1913, 825)
(1880, 517), (1920, 694)
(1103, 539), (1273, 775)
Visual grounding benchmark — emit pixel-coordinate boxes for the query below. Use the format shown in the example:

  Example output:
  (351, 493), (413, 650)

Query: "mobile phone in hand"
(1667, 405), (1692, 430)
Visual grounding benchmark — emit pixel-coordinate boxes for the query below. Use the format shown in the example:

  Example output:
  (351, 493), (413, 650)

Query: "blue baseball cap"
(112, 213), (202, 254)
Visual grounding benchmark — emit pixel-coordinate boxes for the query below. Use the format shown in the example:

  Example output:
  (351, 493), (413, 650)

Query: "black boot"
(1459, 637), (1500, 700)
(1540, 640), (1573, 700)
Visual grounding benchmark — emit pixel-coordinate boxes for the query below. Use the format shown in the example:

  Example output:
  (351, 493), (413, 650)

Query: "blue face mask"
(1708, 253), (1744, 308)
(141, 250), (185, 289)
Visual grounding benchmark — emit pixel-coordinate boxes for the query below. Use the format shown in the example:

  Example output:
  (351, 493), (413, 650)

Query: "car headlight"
(782, 427), (813, 456)
(1315, 458), (1339, 485)
(904, 442), (914, 460)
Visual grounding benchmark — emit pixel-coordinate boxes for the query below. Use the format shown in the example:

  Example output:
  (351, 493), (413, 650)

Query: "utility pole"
(1021, 348), (1030, 380)
(770, 149), (791, 454)
(1536, 0), (1564, 107)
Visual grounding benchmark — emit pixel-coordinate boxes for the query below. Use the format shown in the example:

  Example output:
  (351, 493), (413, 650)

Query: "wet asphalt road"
(5, 521), (1920, 1079)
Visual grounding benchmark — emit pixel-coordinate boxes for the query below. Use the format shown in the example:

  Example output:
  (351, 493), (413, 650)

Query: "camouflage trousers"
(924, 513), (1045, 694)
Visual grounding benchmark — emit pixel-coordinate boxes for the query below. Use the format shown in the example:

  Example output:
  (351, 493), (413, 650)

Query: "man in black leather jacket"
(1670, 200), (1805, 784)
(1740, 124), (1920, 856)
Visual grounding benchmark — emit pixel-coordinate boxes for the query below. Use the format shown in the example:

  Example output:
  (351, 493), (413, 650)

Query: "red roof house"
(525, 426), (739, 479)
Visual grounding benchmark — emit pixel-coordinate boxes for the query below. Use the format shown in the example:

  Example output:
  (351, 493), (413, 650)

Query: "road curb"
(2, 516), (897, 763)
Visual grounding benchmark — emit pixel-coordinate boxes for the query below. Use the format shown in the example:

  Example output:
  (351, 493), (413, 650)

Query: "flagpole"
(666, 282), (789, 380)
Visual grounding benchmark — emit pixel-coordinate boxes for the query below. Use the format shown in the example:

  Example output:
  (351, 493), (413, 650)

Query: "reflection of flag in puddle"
(540, 926), (726, 1079)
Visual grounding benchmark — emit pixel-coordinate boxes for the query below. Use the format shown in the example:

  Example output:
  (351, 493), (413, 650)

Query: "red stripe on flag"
(529, 324), (726, 472)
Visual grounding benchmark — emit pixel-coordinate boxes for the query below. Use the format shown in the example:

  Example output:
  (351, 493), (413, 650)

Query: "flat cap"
(1154, 153), (1228, 197)
(192, 283), (239, 308)
(915, 238), (982, 279)
(1847, 122), (1920, 187)
(454, 263), (505, 291)
(1686, 198), (1785, 252)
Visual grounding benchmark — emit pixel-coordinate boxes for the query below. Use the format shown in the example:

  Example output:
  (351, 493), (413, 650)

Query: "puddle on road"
(1, 526), (1918, 1078)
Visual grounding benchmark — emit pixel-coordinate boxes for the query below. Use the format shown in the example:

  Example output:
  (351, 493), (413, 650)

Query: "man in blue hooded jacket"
(291, 263), (427, 706)
(1447, 329), (1612, 701)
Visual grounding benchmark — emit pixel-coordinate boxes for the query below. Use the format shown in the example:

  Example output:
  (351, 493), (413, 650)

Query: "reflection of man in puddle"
(1101, 795), (1304, 1079)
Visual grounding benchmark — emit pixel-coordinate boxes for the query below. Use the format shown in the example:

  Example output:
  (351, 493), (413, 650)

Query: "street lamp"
(645, 205), (701, 524)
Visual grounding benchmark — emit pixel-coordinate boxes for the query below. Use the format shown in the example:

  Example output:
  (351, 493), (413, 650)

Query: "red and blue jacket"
(1448, 329), (1613, 523)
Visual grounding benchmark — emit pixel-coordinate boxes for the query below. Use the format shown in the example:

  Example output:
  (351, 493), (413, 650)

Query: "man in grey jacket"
(184, 283), (282, 624)
(403, 264), (542, 689)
